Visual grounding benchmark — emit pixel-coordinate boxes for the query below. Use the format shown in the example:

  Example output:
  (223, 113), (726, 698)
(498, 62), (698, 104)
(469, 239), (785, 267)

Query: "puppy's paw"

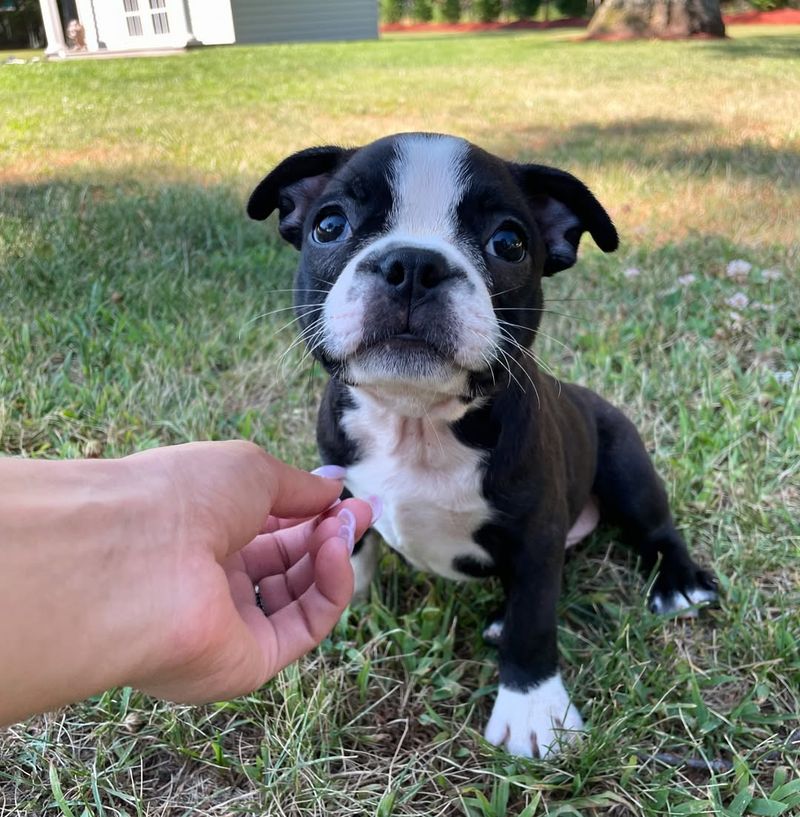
(650, 585), (717, 617)
(484, 674), (584, 759)
(649, 565), (718, 618)
(482, 618), (504, 647)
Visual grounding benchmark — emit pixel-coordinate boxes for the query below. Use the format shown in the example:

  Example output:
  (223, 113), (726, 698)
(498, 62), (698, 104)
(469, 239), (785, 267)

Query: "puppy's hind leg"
(591, 403), (718, 616)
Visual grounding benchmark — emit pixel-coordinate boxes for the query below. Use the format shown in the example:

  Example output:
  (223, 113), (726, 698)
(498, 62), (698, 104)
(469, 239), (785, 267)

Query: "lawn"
(1, 24), (799, 817)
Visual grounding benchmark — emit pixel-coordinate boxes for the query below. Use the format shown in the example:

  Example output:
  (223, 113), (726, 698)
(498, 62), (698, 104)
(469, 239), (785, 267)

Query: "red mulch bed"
(381, 18), (587, 34)
(723, 8), (800, 24)
(380, 8), (800, 34)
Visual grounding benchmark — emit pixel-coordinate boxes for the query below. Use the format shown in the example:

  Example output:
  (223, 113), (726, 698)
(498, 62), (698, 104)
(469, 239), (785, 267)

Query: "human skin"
(0, 441), (371, 725)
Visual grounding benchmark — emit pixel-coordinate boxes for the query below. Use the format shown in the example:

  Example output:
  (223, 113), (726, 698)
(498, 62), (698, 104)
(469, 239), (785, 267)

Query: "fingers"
(259, 455), (346, 522)
(259, 498), (342, 534)
(150, 502), (366, 704)
(240, 498), (373, 583)
(246, 535), (355, 677)
(126, 441), (347, 558)
(256, 513), (352, 614)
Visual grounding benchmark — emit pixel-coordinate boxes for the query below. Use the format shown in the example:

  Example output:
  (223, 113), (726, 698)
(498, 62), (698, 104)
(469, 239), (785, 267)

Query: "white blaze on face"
(321, 134), (500, 378)
(389, 134), (470, 239)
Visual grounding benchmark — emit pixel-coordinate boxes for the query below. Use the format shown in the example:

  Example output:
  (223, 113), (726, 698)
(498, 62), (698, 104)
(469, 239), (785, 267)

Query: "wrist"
(0, 456), (173, 723)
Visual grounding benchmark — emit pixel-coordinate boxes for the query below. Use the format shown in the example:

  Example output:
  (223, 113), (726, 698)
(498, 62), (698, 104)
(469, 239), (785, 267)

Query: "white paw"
(482, 620), (504, 644)
(484, 675), (584, 759)
(650, 586), (717, 618)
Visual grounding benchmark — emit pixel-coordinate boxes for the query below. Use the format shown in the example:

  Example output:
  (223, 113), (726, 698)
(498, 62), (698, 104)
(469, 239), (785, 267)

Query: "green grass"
(1, 26), (799, 817)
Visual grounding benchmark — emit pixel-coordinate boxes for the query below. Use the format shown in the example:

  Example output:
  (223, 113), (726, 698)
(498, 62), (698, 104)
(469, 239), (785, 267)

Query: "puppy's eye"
(487, 226), (526, 263)
(312, 211), (350, 244)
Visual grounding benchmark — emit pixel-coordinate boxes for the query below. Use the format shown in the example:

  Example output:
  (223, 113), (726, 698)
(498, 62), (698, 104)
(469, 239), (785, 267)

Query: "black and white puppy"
(248, 133), (717, 759)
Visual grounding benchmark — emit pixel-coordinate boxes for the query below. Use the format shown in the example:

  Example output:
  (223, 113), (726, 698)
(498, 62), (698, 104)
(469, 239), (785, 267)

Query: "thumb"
(260, 457), (345, 521)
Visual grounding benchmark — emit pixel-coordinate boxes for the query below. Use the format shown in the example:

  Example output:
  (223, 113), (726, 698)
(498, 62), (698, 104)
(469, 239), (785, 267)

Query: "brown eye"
(487, 226), (526, 263)
(312, 211), (350, 244)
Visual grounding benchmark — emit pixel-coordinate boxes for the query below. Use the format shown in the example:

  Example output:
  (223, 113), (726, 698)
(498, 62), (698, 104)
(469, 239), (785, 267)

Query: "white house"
(39, 0), (378, 57)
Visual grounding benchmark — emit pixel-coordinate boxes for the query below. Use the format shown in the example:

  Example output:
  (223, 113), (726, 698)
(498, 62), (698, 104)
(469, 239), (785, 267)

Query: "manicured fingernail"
(367, 495), (383, 524)
(337, 507), (357, 554)
(311, 465), (347, 480)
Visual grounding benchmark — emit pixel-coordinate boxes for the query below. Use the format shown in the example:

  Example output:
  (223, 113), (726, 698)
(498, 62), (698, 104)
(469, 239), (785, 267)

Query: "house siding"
(230, 0), (378, 44)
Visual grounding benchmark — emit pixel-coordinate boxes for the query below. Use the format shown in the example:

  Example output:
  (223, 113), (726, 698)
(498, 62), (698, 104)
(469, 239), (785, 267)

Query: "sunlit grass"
(0, 26), (798, 816)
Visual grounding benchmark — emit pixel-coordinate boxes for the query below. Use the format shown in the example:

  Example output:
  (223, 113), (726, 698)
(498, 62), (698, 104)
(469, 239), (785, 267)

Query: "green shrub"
(475, 0), (503, 22)
(381, 0), (406, 23)
(440, 0), (462, 23)
(412, 0), (435, 21)
(555, 0), (587, 16)
(511, 0), (541, 18)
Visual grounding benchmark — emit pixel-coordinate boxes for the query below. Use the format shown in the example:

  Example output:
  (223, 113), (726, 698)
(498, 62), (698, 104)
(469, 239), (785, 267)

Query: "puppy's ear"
(512, 164), (619, 275)
(247, 146), (354, 249)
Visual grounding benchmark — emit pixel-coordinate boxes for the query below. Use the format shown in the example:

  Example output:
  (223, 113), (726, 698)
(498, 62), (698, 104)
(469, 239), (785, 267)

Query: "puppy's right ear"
(247, 146), (354, 249)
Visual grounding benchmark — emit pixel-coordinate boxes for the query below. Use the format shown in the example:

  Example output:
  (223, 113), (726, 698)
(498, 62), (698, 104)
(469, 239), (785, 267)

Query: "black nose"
(376, 248), (454, 301)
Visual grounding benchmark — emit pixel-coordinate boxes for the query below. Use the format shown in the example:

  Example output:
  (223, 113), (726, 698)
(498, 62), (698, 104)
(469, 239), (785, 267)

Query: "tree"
(587, 0), (726, 39)
(511, 0), (541, 18)
(475, 0), (503, 22)
(413, 0), (434, 21)
(440, 0), (461, 23)
(0, 0), (45, 49)
(381, 0), (406, 24)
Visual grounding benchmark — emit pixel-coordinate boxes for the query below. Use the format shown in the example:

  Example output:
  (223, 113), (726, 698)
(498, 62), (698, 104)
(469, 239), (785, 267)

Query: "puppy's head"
(249, 133), (617, 411)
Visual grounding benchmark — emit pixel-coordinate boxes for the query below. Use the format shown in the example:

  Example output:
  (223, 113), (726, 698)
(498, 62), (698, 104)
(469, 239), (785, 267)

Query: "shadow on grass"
(0, 177), (323, 459)
(479, 117), (800, 187)
(2, 176), (798, 816)
(704, 34), (800, 60)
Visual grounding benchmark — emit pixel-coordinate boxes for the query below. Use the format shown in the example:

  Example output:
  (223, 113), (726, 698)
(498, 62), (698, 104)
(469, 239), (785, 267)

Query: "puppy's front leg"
(485, 540), (583, 759)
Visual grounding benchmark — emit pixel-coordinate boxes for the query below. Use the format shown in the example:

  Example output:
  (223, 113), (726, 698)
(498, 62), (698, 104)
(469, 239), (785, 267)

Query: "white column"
(39, 0), (67, 56)
(178, 0), (202, 46)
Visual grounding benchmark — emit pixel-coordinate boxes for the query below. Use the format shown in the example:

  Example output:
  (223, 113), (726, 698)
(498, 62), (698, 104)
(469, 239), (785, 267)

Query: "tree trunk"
(587, 0), (725, 39)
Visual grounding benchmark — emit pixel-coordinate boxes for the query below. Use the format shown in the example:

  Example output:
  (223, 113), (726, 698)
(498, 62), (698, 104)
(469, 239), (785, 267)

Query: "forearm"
(0, 456), (168, 725)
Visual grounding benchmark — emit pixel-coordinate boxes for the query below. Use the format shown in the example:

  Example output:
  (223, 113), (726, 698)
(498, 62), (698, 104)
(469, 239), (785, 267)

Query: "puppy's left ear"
(247, 145), (354, 249)
(512, 164), (619, 275)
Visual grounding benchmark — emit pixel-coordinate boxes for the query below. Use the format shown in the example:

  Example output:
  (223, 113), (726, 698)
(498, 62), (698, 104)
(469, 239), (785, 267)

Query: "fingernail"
(337, 507), (357, 554)
(367, 495), (383, 524)
(311, 465), (347, 480)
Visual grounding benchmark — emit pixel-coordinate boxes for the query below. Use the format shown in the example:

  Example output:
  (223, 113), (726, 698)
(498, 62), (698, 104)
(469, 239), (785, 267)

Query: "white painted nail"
(311, 465), (347, 480)
(337, 507), (357, 554)
(367, 495), (383, 524)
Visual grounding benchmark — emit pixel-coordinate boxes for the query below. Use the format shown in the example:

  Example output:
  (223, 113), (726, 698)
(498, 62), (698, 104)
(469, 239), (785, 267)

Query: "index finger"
(241, 498), (373, 581)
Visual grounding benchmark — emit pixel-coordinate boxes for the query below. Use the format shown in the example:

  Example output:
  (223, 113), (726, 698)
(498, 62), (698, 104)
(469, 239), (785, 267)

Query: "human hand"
(0, 441), (375, 725)
(119, 441), (373, 704)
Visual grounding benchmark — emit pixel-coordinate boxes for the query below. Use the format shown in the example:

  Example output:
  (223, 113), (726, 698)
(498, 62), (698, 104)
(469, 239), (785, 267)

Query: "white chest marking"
(342, 389), (493, 581)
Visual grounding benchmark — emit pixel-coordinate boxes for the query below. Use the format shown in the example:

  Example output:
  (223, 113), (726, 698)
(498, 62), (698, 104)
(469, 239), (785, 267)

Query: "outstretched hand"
(0, 441), (373, 725)
(123, 442), (374, 704)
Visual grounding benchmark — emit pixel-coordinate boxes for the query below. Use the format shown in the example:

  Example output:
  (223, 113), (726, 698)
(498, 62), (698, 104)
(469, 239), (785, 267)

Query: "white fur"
(343, 386), (493, 581)
(389, 134), (469, 240)
(650, 586), (717, 617)
(321, 134), (499, 378)
(482, 620), (504, 642)
(485, 675), (584, 759)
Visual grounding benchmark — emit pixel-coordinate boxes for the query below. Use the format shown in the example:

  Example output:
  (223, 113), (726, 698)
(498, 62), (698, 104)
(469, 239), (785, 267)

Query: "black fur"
(249, 133), (718, 736)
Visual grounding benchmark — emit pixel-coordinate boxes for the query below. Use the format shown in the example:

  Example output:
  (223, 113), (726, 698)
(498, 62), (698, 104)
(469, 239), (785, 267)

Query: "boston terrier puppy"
(248, 133), (717, 759)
